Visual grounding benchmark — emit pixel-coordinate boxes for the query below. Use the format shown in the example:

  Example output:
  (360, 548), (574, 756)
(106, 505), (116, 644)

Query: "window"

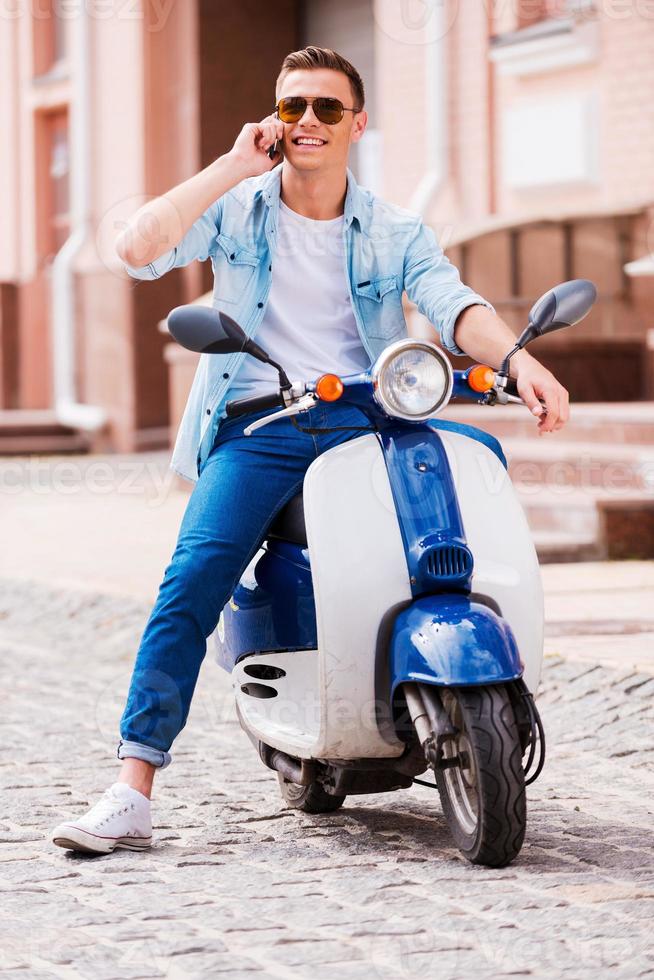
(517, 0), (593, 28)
(33, 0), (68, 77)
(490, 0), (599, 75)
(517, 0), (554, 28)
(49, 112), (70, 251)
(36, 109), (70, 259)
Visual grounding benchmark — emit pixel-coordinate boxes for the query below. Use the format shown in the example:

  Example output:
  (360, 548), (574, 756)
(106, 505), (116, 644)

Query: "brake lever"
(493, 375), (546, 410)
(244, 393), (318, 435)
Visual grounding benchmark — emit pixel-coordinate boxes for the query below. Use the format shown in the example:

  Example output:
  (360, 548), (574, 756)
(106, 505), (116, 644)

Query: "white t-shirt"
(226, 199), (370, 404)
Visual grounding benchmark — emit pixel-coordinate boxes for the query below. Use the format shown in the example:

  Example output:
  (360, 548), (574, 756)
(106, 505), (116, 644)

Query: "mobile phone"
(268, 139), (279, 161)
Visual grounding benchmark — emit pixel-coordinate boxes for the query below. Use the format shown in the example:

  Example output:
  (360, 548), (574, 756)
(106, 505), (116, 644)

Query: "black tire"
(277, 773), (346, 814)
(434, 685), (526, 867)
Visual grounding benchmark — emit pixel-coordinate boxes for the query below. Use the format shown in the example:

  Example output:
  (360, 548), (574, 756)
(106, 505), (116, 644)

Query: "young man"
(52, 47), (568, 854)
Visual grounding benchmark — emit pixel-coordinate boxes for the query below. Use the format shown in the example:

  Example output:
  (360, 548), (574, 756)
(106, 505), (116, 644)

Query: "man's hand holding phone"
(228, 115), (284, 179)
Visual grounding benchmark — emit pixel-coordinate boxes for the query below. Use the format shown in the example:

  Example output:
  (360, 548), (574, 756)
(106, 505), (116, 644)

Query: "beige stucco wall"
(2, 1), (653, 440)
(375, 4), (654, 228)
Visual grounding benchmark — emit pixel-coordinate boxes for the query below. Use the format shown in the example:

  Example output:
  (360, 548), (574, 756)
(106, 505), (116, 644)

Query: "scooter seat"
(267, 492), (307, 547)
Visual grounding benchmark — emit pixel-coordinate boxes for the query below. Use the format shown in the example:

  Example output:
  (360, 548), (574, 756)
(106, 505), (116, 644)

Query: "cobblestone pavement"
(0, 575), (653, 980)
(0, 573), (654, 980)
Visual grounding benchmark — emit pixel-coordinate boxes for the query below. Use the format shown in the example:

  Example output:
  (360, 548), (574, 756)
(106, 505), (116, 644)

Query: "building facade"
(0, 0), (653, 454)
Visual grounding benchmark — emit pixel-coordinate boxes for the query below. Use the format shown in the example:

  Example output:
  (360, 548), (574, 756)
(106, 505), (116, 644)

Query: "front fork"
(403, 680), (546, 784)
(403, 683), (463, 771)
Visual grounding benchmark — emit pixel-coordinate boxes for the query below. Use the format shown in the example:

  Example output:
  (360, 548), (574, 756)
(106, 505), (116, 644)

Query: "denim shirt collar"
(259, 166), (367, 232)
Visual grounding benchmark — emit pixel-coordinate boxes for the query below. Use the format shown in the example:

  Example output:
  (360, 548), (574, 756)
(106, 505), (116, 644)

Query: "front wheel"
(434, 685), (526, 867)
(277, 773), (346, 814)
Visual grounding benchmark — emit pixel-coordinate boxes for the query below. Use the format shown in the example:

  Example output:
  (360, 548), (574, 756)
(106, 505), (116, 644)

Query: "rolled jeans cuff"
(117, 738), (172, 770)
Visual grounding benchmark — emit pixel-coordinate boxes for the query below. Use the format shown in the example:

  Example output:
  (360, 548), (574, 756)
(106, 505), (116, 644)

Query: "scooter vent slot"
(421, 543), (473, 584)
(240, 683), (278, 699)
(243, 664), (286, 680)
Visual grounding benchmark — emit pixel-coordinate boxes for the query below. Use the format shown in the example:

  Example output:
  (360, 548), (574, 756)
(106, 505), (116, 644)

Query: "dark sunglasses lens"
(314, 98), (344, 124)
(277, 98), (306, 122)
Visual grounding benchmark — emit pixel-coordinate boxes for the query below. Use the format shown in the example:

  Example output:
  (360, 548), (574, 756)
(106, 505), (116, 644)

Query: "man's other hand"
(512, 350), (570, 435)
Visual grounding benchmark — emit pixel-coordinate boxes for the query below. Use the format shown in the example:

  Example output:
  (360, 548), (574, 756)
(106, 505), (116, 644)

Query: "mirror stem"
(499, 343), (522, 378)
(267, 358), (292, 392)
(242, 339), (291, 391)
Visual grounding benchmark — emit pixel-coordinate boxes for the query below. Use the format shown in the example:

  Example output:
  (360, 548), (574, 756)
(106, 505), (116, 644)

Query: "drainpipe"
(51, 3), (106, 432)
(408, 4), (448, 217)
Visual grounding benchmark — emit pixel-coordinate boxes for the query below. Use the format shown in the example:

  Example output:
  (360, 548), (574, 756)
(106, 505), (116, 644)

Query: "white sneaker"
(51, 782), (152, 854)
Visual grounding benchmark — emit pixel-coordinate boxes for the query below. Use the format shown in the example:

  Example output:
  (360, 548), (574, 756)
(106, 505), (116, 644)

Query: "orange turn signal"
(315, 373), (344, 402)
(467, 364), (495, 393)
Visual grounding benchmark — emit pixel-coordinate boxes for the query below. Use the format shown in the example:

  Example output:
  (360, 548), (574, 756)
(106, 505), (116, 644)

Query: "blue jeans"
(117, 402), (505, 768)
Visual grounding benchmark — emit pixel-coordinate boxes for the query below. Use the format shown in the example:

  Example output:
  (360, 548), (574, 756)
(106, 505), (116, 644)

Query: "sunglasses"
(275, 96), (360, 126)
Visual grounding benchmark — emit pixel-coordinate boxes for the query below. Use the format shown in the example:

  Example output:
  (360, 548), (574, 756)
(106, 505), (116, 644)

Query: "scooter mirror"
(517, 279), (597, 348)
(167, 306), (249, 355)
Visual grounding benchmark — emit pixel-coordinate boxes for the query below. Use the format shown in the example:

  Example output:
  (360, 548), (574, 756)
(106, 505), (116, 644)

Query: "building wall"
(377, 4), (654, 226)
(2, 1), (653, 450)
(302, 0), (377, 184)
(375, 9), (429, 209)
(451, 1), (494, 220)
(601, 17), (654, 205)
(0, 0), (300, 448)
(0, 19), (21, 284)
(494, 15), (654, 218)
(373, 1), (654, 397)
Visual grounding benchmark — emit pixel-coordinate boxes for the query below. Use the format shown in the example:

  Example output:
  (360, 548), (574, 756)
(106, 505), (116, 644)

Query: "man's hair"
(276, 46), (365, 111)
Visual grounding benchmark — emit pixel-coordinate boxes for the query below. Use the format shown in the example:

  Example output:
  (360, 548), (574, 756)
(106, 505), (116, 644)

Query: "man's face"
(275, 68), (367, 174)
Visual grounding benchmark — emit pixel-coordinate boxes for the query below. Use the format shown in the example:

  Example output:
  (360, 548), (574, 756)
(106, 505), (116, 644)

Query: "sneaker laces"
(87, 786), (136, 829)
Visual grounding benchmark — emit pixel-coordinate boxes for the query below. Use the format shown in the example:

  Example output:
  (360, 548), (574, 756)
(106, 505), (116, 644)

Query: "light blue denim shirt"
(125, 167), (493, 482)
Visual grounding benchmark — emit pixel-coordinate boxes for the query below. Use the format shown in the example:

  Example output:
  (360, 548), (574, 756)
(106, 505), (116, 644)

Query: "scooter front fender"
(389, 594), (523, 695)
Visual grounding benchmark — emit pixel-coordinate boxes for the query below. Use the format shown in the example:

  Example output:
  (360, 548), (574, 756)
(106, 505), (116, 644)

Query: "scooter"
(168, 278), (596, 867)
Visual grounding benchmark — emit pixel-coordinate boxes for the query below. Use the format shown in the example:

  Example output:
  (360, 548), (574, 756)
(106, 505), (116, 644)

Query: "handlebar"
(224, 371), (527, 424)
(225, 391), (285, 419)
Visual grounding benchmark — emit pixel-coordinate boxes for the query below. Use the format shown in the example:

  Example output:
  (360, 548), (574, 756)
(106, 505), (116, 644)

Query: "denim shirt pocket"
(355, 275), (405, 340)
(212, 233), (260, 304)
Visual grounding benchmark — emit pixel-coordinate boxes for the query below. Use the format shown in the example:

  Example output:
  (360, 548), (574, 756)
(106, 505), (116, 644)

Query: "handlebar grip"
(501, 377), (546, 410)
(225, 391), (285, 419)
(503, 377), (520, 398)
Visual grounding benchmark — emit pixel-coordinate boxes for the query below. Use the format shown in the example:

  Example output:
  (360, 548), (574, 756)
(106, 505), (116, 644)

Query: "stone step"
(517, 487), (654, 560)
(517, 487), (600, 536)
(505, 439), (654, 491)
(532, 530), (603, 564)
(0, 410), (89, 455)
(441, 401), (654, 445)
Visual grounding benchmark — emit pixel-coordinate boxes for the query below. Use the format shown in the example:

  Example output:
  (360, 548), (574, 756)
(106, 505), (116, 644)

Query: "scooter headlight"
(372, 340), (453, 421)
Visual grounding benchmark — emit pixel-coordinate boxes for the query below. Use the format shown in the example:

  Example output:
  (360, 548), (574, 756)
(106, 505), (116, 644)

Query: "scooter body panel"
(389, 594), (522, 692)
(438, 431), (544, 693)
(227, 424), (543, 762)
(301, 432), (412, 758)
(230, 433), (412, 761)
(231, 648), (322, 756)
(215, 542), (316, 672)
(379, 423), (474, 595)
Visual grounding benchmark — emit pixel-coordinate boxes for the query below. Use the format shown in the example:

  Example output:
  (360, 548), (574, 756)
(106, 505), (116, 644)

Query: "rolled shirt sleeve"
(403, 220), (495, 356)
(123, 199), (223, 281)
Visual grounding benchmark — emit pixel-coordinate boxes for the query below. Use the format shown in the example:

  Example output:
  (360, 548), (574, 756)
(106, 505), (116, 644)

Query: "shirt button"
(230, 253), (235, 260)
(257, 302), (263, 308)
(206, 408), (211, 415)
(268, 264), (272, 272)
(223, 372), (229, 379)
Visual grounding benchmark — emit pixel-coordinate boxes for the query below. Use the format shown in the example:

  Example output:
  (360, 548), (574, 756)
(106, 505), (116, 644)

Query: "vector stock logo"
(374, 0), (459, 45)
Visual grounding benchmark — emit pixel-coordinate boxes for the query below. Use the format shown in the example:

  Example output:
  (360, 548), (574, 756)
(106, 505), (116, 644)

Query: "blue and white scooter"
(168, 278), (596, 867)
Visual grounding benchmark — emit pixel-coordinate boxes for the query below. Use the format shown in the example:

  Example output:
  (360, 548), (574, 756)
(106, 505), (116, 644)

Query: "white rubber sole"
(52, 824), (152, 854)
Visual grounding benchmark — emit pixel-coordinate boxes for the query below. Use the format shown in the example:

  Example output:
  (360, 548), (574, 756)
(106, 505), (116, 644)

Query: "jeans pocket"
(211, 406), (280, 451)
